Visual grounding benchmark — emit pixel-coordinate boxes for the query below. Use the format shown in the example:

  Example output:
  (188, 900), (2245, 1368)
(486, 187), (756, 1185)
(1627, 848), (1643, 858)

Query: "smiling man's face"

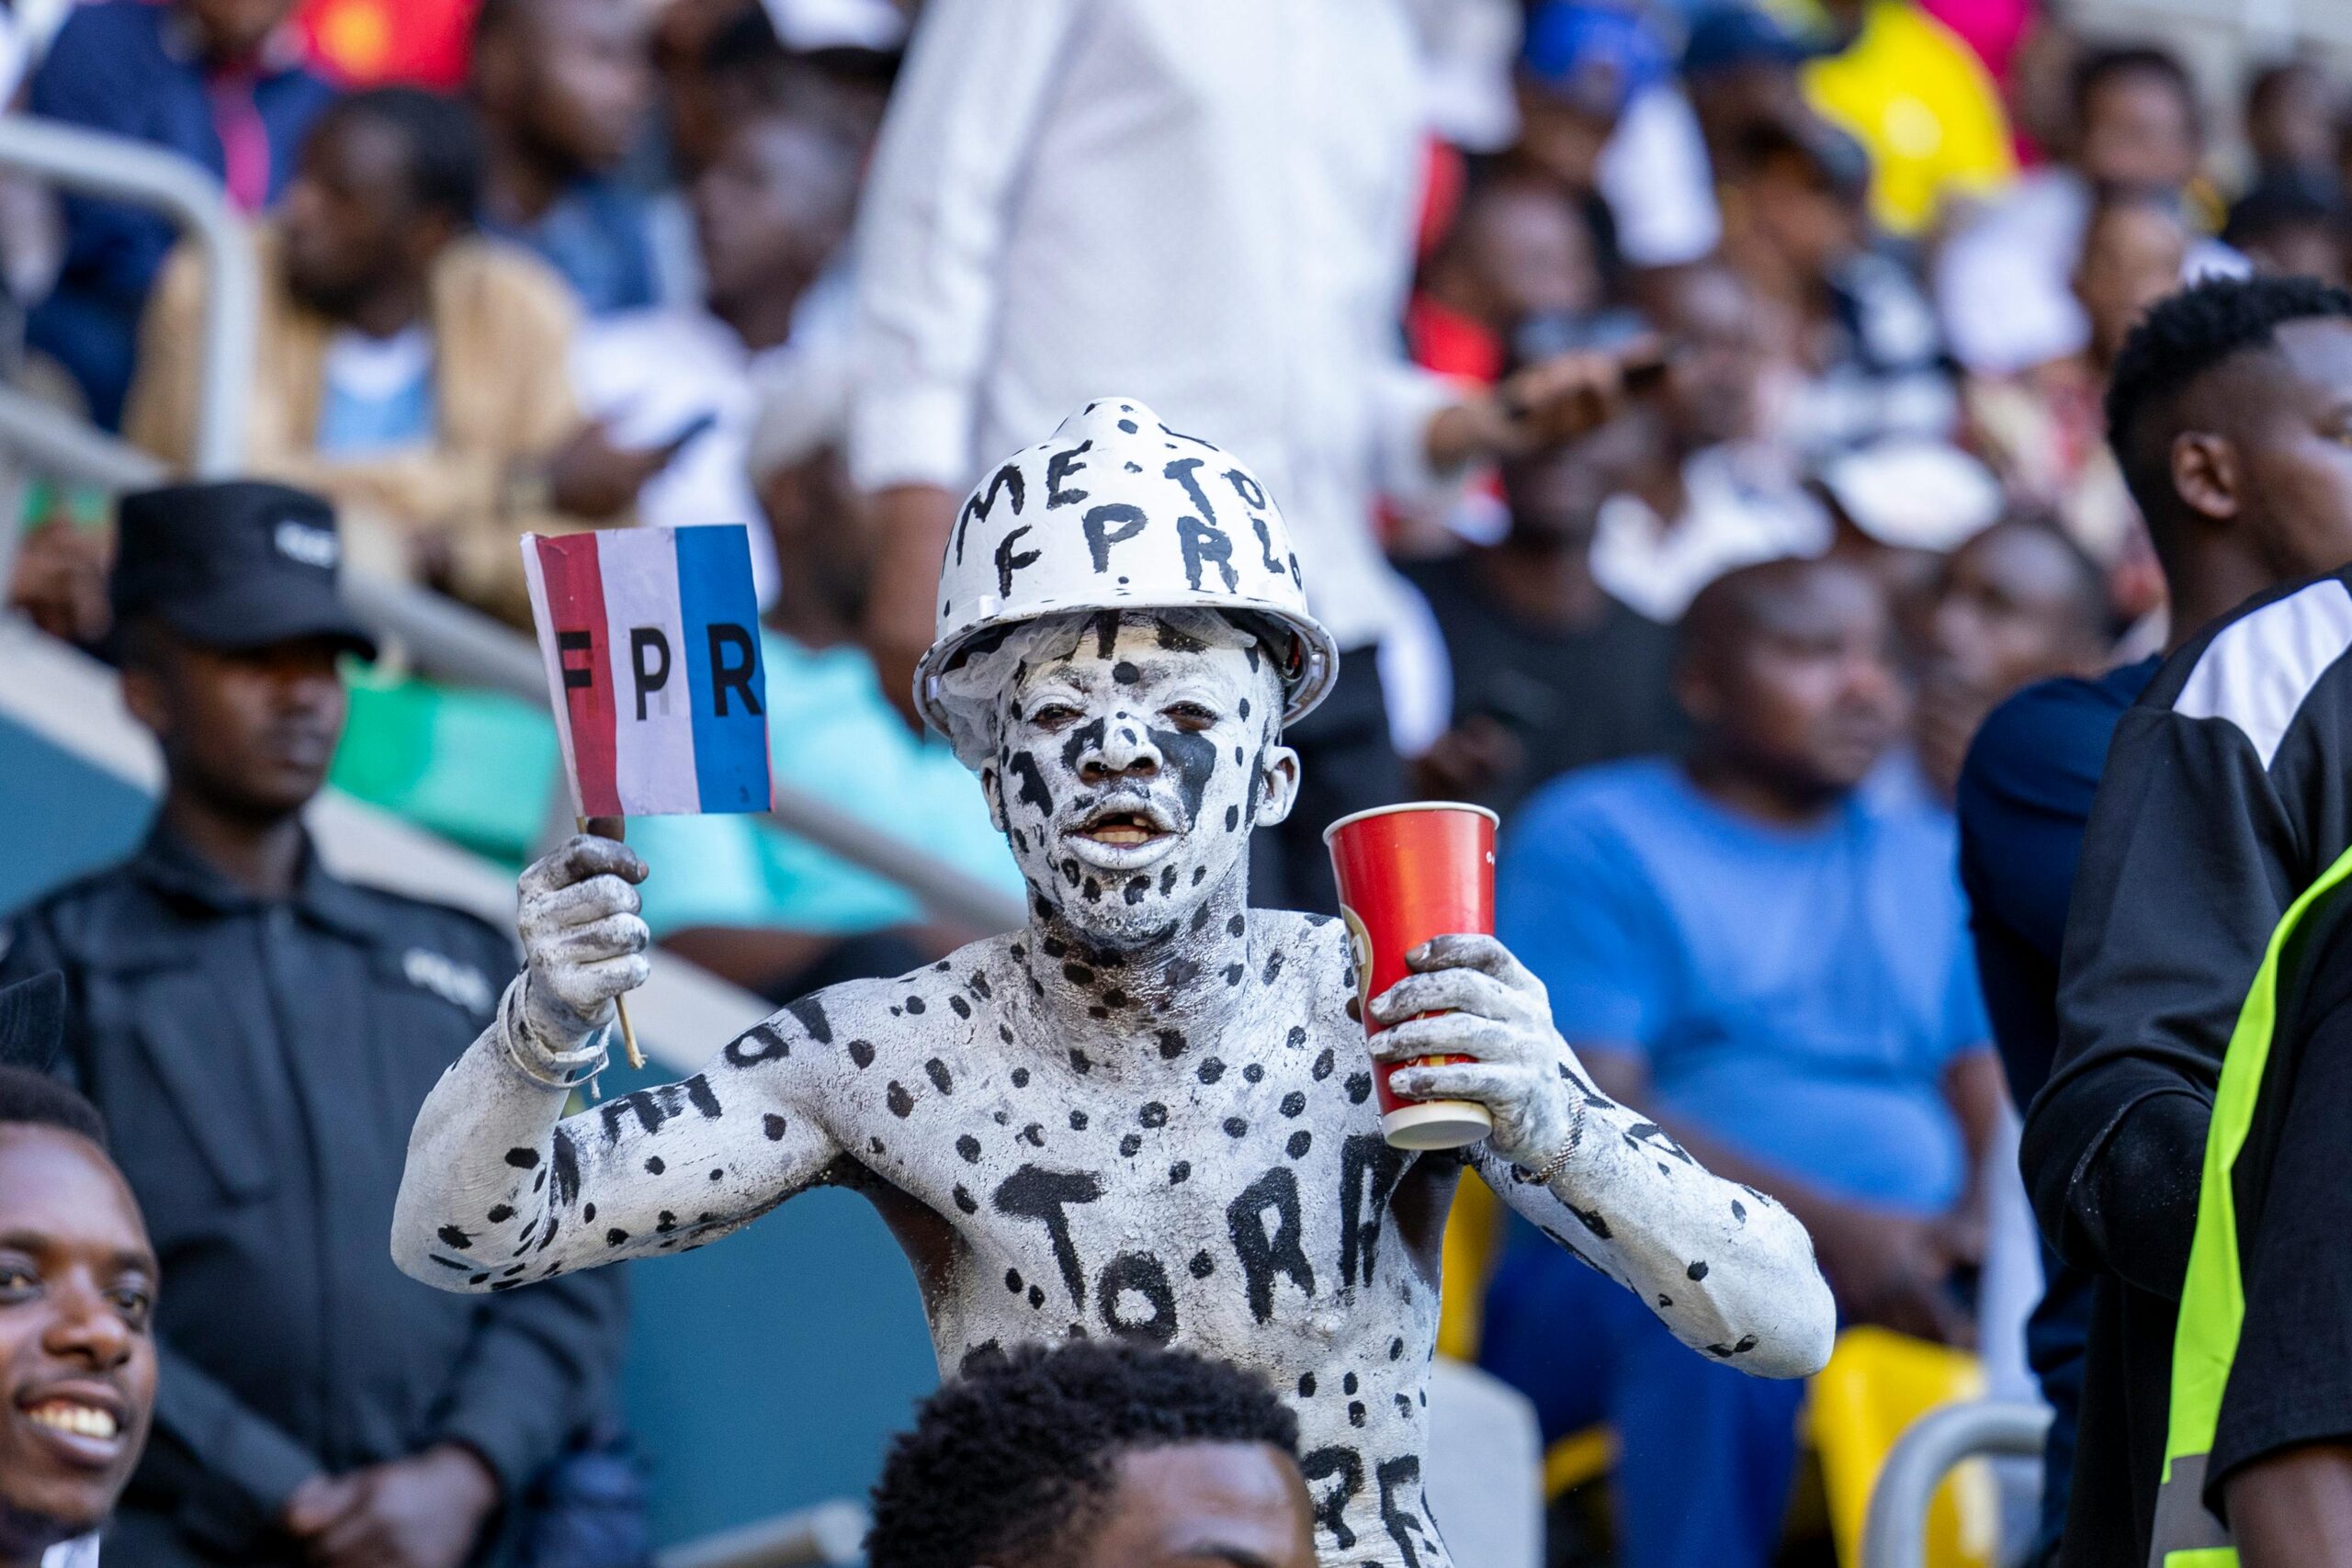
(982, 613), (1295, 949)
(0, 1126), (157, 1564)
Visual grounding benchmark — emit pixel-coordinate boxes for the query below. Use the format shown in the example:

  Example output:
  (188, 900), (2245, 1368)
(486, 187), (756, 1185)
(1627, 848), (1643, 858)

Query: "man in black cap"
(0, 480), (633, 1568)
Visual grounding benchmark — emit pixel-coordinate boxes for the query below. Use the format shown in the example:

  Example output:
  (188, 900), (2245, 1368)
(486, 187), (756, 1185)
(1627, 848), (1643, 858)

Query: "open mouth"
(17, 1391), (128, 1466)
(1064, 801), (1182, 870)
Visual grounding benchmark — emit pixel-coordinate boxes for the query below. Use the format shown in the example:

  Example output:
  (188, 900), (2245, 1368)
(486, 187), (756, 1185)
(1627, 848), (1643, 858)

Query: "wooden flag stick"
(577, 816), (646, 1070)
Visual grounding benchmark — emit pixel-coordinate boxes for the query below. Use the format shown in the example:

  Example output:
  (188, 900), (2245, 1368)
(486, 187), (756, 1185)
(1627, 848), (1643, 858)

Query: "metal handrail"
(1861, 1400), (2052, 1568)
(0, 114), (254, 477)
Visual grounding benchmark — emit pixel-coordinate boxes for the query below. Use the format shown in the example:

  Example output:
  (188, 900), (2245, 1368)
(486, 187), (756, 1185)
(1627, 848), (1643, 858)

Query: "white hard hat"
(914, 399), (1340, 738)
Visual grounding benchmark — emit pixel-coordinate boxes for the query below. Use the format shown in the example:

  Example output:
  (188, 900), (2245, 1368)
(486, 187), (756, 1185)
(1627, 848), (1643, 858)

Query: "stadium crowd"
(6, 0), (2352, 1565)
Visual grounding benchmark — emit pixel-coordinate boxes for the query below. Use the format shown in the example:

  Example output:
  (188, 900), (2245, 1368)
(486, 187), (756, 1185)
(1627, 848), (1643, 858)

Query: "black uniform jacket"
(0, 826), (628, 1566)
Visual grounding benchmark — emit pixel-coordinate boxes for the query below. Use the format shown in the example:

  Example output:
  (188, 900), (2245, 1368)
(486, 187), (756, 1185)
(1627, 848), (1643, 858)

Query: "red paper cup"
(1324, 802), (1500, 1151)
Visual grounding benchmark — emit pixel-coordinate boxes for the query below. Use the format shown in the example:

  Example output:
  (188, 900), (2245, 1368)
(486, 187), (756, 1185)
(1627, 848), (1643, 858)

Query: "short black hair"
(322, 87), (485, 224)
(2105, 275), (2352, 555)
(2071, 43), (2198, 131)
(2222, 171), (2345, 252)
(866, 1339), (1302, 1568)
(0, 1066), (107, 1148)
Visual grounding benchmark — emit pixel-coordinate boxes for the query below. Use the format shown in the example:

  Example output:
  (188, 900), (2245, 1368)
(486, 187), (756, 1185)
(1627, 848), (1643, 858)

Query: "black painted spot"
(437, 1224), (473, 1251)
(1124, 876), (1149, 905)
(1069, 1110), (1089, 1131)
(1189, 1250), (1216, 1279)
(1164, 955), (1202, 987)
(724, 1021), (792, 1067)
(1170, 1161), (1191, 1184)
(1390, 1337), (1406, 1360)
(954, 1185), (978, 1214)
(763, 1114), (788, 1142)
(1299, 1373), (1317, 1396)
(1158, 1028), (1188, 1059)
(1287, 1130), (1313, 1159)
(848, 1039), (876, 1069)
(1345, 1072), (1373, 1104)
(1021, 1122), (1046, 1147)
(1225, 805), (1240, 830)
(1343, 1371), (1359, 1394)
(1120, 1133), (1143, 1156)
(1069, 1048), (1092, 1074)
(1349, 1402), (1367, 1427)
(1313, 1048), (1336, 1080)
(644, 1156), (664, 1174)
(1223, 1116), (1249, 1137)
(1243, 1063), (1264, 1083)
(925, 1058), (956, 1094)
(504, 1147), (538, 1169)
(886, 1082), (914, 1118)
(1263, 950), (1285, 985)
(1198, 1057), (1226, 1084)
(1028, 1284), (1046, 1307)
(1687, 1259), (1709, 1281)
(1063, 962), (1094, 987)
(949, 995), (972, 1020)
(1287, 1025), (1307, 1049)
(1222, 963), (1245, 986)
(1012, 1066), (1031, 1087)
(1005, 1269), (1023, 1293)
(606, 1228), (628, 1247)
(1280, 1090), (1306, 1117)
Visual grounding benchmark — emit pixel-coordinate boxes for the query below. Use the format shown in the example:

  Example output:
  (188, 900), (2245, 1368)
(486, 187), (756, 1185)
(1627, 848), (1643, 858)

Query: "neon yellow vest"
(2151, 844), (2352, 1566)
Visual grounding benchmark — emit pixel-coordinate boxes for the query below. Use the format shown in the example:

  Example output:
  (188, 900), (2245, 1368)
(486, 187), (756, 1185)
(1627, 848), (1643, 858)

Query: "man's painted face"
(983, 614), (1295, 947)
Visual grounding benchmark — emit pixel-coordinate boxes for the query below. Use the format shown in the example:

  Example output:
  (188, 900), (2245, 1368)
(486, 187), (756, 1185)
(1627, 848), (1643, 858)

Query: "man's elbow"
(389, 1180), (495, 1293)
(1736, 1262), (1838, 1380)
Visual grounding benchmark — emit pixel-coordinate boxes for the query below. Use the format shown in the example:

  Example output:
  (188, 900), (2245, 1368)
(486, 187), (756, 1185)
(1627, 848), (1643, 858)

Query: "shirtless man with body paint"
(392, 400), (1836, 1568)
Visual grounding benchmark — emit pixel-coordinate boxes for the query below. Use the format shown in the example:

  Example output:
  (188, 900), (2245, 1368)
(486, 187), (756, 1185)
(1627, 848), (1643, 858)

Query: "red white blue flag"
(521, 526), (773, 818)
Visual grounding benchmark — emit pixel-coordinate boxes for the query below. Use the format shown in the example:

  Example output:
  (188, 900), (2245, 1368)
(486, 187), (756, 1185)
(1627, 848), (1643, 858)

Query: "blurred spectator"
(2244, 60), (2339, 191)
(1591, 264), (1831, 621)
(25, 0), (336, 429)
(1411, 172), (1610, 387)
(865, 1339), (1315, 1568)
(573, 106), (862, 605)
(1679, 5), (1810, 173)
(1913, 519), (2108, 801)
(123, 88), (667, 626)
(2015, 276), (2352, 1568)
(1405, 420), (1682, 818)
(470, 0), (659, 316)
(851, 0), (1637, 912)
(295, 0), (477, 89)
(0, 999), (158, 1568)
(1794, 0), (2017, 237)
(2222, 173), (2348, 288)
(1484, 556), (2003, 1568)
(1937, 43), (2238, 378)
(1723, 117), (1961, 463)
(1510, 0), (1724, 273)
(0, 481), (635, 1568)
(1968, 186), (2190, 584)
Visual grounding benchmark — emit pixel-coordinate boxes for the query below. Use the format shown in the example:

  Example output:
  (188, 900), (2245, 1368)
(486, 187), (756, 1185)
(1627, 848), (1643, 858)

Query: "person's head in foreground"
(110, 481), (375, 829)
(281, 88), (485, 327)
(1676, 556), (1904, 817)
(0, 976), (158, 1568)
(865, 1338), (1314, 1568)
(918, 400), (1337, 953)
(2105, 275), (2352, 605)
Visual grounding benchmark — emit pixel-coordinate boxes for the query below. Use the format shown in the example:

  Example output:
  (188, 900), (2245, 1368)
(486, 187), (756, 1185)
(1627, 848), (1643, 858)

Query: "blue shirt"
(1954, 656), (2160, 1107)
(27, 2), (335, 427)
(1501, 756), (1989, 1213)
(482, 177), (658, 317)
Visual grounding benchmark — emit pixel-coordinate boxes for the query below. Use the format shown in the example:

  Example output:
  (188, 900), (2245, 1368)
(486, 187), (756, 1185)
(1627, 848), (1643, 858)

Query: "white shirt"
(1590, 444), (1831, 623)
(571, 295), (854, 609)
(849, 0), (1460, 651)
(40, 1535), (99, 1568)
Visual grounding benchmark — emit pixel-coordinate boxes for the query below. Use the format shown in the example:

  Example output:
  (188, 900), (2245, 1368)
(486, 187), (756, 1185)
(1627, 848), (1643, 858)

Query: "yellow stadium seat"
(1808, 1326), (1998, 1568)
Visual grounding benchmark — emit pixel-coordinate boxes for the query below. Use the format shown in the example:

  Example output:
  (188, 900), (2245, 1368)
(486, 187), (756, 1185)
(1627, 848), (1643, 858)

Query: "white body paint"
(397, 581), (1835, 1568)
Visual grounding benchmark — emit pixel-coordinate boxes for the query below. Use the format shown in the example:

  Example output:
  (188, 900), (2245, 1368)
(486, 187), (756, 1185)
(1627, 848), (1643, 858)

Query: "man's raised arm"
(1367, 935), (1837, 1381)
(392, 838), (844, 1291)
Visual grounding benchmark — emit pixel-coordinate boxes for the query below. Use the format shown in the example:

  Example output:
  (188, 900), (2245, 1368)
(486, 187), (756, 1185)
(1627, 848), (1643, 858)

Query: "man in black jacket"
(0, 480), (630, 1568)
(2018, 276), (2352, 1565)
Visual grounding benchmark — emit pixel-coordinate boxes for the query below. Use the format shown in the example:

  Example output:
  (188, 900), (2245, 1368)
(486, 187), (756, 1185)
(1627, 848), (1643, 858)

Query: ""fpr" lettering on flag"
(521, 526), (774, 818)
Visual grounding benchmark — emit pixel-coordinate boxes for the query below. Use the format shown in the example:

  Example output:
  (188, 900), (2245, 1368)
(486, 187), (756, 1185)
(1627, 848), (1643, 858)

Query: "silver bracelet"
(499, 980), (610, 1092)
(1521, 1098), (1588, 1187)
